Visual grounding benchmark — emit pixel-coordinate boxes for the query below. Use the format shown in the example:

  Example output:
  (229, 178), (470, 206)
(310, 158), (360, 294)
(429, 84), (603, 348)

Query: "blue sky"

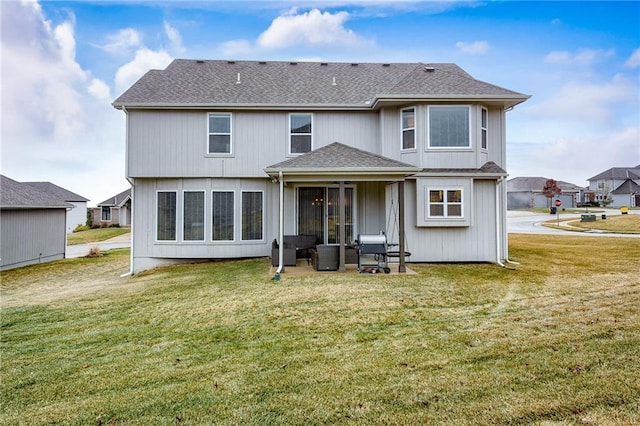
(2, 0), (639, 205)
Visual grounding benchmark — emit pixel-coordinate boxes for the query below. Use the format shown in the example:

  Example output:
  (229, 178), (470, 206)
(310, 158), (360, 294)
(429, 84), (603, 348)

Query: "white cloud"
(257, 8), (368, 49)
(624, 47), (640, 68)
(0, 0), (127, 205)
(88, 78), (112, 101)
(221, 39), (253, 57)
(456, 40), (489, 55)
(101, 28), (142, 54)
(164, 21), (185, 55)
(544, 48), (614, 66)
(115, 48), (173, 94)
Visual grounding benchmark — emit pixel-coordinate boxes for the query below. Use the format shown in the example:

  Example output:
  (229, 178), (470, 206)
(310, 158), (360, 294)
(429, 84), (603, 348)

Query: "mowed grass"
(1, 235), (639, 425)
(66, 227), (130, 245)
(569, 214), (640, 234)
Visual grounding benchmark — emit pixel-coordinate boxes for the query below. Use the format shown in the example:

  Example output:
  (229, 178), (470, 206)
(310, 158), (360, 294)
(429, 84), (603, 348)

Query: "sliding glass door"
(297, 186), (354, 244)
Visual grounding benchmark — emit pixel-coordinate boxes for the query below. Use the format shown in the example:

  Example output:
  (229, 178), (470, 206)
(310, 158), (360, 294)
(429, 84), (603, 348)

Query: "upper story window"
(481, 107), (488, 150)
(290, 113), (312, 154)
(208, 113), (232, 154)
(428, 106), (470, 149)
(401, 107), (416, 150)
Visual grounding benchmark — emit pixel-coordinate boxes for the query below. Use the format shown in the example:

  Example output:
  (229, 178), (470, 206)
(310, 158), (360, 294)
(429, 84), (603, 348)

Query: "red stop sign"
(554, 199), (562, 207)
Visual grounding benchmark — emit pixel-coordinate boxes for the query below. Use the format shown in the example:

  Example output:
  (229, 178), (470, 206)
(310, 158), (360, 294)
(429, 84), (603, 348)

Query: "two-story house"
(113, 60), (529, 274)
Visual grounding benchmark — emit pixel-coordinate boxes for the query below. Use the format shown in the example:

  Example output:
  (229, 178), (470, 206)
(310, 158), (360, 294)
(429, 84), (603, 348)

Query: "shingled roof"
(1, 175), (72, 209)
(98, 188), (131, 207)
(265, 142), (419, 177)
(588, 166), (640, 182)
(113, 60), (529, 109)
(24, 181), (89, 203)
(507, 177), (584, 192)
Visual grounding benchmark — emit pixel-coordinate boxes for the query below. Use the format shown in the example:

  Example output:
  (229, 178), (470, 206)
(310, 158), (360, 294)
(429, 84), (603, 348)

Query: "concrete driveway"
(507, 209), (640, 238)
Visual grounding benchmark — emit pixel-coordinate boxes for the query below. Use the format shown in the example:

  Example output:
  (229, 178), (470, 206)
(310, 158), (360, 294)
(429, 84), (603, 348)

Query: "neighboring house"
(506, 177), (584, 210)
(1, 175), (71, 271)
(587, 165), (640, 207)
(112, 59), (529, 274)
(24, 181), (89, 233)
(92, 188), (132, 227)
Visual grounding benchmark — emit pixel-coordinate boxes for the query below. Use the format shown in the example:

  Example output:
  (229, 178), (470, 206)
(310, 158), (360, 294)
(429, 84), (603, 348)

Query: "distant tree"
(596, 180), (613, 207)
(542, 179), (562, 208)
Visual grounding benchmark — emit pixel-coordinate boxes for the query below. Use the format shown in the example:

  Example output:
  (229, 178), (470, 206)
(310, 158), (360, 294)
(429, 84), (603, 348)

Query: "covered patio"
(264, 143), (420, 274)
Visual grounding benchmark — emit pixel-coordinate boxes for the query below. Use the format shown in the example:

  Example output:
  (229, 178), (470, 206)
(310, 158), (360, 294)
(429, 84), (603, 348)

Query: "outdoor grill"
(356, 233), (390, 273)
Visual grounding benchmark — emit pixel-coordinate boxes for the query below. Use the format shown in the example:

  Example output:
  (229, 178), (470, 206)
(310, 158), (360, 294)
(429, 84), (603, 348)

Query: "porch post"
(277, 172), (285, 273)
(338, 181), (346, 273)
(398, 180), (406, 273)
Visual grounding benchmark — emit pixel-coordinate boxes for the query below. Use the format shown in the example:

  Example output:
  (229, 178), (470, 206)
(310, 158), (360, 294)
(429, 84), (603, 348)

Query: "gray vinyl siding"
(380, 105), (506, 170)
(0, 209), (66, 271)
(401, 179), (498, 262)
(127, 110), (379, 178)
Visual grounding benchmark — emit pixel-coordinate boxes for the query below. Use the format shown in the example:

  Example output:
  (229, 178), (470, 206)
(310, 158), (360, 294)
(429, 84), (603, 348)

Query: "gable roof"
(113, 60), (530, 110)
(611, 178), (640, 194)
(24, 181), (89, 202)
(264, 142), (419, 179)
(588, 166), (640, 181)
(507, 177), (584, 192)
(1, 175), (72, 209)
(98, 188), (131, 207)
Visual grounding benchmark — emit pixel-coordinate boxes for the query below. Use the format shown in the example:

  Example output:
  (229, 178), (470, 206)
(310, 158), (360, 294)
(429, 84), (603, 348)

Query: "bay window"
(428, 106), (470, 148)
(157, 191), (177, 241)
(401, 107), (416, 150)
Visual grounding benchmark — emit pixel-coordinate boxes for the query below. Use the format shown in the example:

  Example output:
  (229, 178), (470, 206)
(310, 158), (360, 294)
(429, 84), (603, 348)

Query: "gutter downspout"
(120, 105), (134, 278)
(496, 176), (506, 268)
(276, 171), (285, 275)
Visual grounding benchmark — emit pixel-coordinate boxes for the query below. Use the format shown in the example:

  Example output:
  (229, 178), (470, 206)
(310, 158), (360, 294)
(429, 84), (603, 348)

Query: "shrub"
(72, 224), (90, 233)
(85, 246), (103, 258)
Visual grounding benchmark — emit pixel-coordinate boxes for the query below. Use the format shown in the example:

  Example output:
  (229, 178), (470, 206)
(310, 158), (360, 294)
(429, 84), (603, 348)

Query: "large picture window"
(183, 191), (205, 241)
(157, 191), (177, 241)
(401, 107), (415, 150)
(212, 191), (234, 241)
(290, 113), (312, 154)
(428, 189), (463, 218)
(242, 191), (263, 241)
(428, 106), (470, 148)
(208, 113), (232, 154)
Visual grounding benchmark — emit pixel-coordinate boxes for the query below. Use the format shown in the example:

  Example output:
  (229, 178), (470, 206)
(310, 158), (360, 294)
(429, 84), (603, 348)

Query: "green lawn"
(66, 227), (130, 245)
(545, 213), (640, 234)
(1, 235), (639, 425)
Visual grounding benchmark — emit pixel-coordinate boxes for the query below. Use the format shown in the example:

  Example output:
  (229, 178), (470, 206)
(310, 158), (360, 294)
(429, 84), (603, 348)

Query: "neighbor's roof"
(98, 188), (131, 207)
(507, 177), (584, 192)
(24, 181), (89, 202)
(611, 178), (640, 195)
(265, 142), (419, 177)
(588, 165), (640, 181)
(1, 175), (73, 209)
(113, 59), (530, 110)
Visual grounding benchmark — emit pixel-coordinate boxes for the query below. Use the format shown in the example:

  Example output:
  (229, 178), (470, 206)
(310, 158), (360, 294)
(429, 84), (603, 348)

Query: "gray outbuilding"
(1, 175), (72, 271)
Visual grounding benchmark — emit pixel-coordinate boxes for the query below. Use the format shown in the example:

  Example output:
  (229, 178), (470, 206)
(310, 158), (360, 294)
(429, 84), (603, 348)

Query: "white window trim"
(182, 190), (206, 243)
(427, 105), (472, 150)
(206, 112), (233, 157)
(155, 190), (177, 243)
(241, 190), (265, 242)
(101, 206), (112, 222)
(288, 112), (313, 156)
(212, 190), (236, 243)
(401, 106), (416, 152)
(426, 187), (465, 219)
(481, 106), (488, 151)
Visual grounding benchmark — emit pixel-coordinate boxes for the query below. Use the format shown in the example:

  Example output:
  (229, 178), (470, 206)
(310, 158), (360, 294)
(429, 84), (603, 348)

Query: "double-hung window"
(183, 191), (205, 241)
(401, 107), (416, 150)
(157, 191), (177, 241)
(290, 113), (312, 154)
(428, 106), (470, 149)
(208, 113), (232, 154)
(428, 189), (463, 218)
(481, 107), (488, 150)
(212, 191), (234, 241)
(242, 191), (263, 241)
